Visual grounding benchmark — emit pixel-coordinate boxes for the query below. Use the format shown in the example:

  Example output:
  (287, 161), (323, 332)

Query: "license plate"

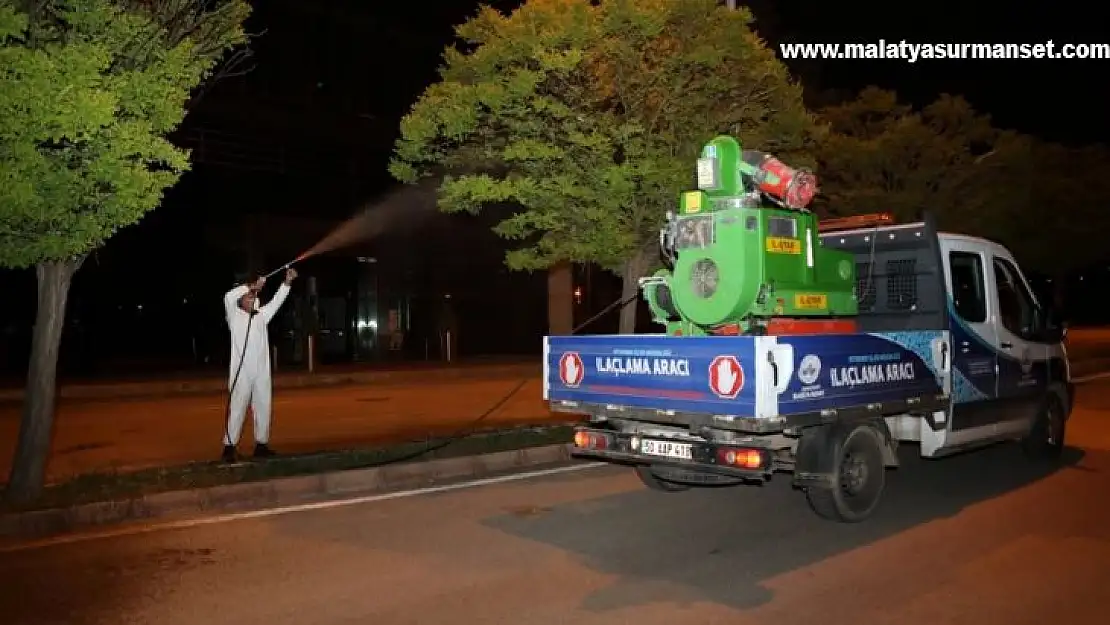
(640, 439), (693, 460)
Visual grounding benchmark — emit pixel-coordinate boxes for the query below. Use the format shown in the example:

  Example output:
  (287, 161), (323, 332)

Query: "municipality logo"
(798, 354), (822, 386)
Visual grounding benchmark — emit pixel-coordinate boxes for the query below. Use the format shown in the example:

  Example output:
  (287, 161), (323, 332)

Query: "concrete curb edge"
(0, 443), (577, 543)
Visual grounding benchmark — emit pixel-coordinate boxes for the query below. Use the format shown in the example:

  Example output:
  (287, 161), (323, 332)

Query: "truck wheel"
(805, 424), (887, 523)
(634, 466), (689, 492)
(1022, 395), (1066, 462)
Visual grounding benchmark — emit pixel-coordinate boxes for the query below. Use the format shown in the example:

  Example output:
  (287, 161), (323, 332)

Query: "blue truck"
(544, 216), (1073, 522)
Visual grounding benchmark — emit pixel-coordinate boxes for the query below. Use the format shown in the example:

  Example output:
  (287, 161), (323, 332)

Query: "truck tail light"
(574, 430), (610, 450)
(716, 447), (765, 470)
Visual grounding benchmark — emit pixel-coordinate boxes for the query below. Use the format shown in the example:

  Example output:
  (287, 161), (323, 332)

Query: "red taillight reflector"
(573, 431), (610, 450)
(716, 447), (764, 469)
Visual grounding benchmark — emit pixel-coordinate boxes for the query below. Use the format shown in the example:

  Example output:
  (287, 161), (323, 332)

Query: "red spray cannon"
(740, 150), (817, 209)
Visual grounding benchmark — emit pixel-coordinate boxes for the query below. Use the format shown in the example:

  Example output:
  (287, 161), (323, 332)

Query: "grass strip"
(1, 424), (575, 513)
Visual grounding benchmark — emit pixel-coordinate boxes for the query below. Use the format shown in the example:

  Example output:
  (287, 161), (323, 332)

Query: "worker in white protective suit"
(221, 267), (297, 463)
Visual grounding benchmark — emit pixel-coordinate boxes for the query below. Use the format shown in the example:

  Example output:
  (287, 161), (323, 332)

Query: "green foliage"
(814, 87), (1110, 274)
(391, 0), (818, 274)
(969, 136), (1110, 273)
(814, 87), (998, 223)
(0, 0), (250, 268)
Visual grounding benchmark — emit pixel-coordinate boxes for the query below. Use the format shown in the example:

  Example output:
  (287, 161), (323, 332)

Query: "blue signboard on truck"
(774, 331), (946, 413)
(545, 331), (947, 420)
(545, 334), (759, 417)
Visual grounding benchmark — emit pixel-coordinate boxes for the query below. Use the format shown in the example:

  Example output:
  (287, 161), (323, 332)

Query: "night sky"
(144, 0), (1110, 275)
(1, 0), (1108, 373)
(751, 1), (1110, 145)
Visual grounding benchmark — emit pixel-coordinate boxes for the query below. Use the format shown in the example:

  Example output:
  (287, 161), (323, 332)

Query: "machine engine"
(641, 135), (858, 336)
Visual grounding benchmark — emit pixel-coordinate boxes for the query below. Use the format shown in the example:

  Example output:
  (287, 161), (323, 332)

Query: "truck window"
(949, 251), (986, 323)
(993, 257), (1039, 338)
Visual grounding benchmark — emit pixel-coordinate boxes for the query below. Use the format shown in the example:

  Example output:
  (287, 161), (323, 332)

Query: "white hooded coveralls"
(223, 282), (290, 446)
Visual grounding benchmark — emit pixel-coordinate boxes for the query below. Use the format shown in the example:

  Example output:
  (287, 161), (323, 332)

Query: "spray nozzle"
(262, 262), (293, 280)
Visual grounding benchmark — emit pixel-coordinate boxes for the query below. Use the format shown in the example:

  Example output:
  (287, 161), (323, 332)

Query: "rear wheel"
(1022, 395), (1066, 462)
(634, 465), (689, 492)
(806, 424), (887, 523)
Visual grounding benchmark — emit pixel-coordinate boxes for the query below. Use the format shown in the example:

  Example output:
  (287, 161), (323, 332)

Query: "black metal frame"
(818, 212), (951, 333)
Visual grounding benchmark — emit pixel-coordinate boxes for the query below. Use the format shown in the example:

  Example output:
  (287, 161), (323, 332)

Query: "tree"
(813, 87), (999, 223)
(974, 136), (1110, 274)
(0, 0), (250, 502)
(390, 0), (818, 333)
(118, 1), (257, 108)
(815, 87), (1110, 275)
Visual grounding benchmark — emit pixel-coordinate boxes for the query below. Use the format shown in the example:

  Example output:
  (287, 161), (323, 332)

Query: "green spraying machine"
(640, 135), (860, 337)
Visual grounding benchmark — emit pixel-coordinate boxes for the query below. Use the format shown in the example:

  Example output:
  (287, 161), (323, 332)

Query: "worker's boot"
(252, 443), (276, 459)
(221, 445), (237, 464)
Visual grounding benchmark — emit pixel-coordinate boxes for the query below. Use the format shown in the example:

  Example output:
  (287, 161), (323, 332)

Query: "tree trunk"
(618, 249), (653, 335)
(547, 262), (574, 335)
(5, 257), (82, 503)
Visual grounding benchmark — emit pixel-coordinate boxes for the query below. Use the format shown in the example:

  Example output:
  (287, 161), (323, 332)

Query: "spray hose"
(220, 266), (637, 468)
(224, 309), (256, 455)
(335, 290), (640, 470)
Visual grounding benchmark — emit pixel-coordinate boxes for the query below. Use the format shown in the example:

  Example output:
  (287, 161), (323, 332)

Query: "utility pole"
(725, 0), (737, 9)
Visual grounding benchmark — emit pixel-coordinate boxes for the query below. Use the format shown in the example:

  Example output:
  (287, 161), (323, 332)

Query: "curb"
(0, 362), (540, 401)
(0, 443), (576, 544)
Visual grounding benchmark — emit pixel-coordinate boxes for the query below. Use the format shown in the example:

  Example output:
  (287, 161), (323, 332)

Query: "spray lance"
(260, 251), (311, 280)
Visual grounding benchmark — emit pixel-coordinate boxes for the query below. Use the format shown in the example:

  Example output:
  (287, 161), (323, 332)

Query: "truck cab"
(547, 214), (1072, 523)
(815, 218), (1072, 459)
(937, 231), (1071, 447)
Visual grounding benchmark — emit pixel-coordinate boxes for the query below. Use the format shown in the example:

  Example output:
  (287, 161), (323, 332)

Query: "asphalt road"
(0, 377), (555, 482)
(4, 379), (1110, 625)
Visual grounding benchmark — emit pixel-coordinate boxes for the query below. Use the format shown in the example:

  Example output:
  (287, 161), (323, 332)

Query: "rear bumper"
(550, 393), (950, 434)
(570, 426), (774, 481)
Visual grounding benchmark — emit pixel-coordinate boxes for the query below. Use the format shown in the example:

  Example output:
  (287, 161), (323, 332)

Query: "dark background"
(1, 0), (1107, 379)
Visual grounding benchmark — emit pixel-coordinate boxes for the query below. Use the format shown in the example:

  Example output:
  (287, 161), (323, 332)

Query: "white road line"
(0, 462), (607, 554)
(6, 367), (1110, 553)
(1073, 371), (1110, 384)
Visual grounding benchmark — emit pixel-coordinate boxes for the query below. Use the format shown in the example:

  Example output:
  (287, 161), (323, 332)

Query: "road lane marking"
(1074, 371), (1110, 384)
(0, 462), (608, 553)
(6, 367), (1110, 553)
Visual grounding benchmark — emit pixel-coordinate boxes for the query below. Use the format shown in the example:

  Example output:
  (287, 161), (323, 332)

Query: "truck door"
(939, 237), (999, 430)
(987, 247), (1047, 428)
